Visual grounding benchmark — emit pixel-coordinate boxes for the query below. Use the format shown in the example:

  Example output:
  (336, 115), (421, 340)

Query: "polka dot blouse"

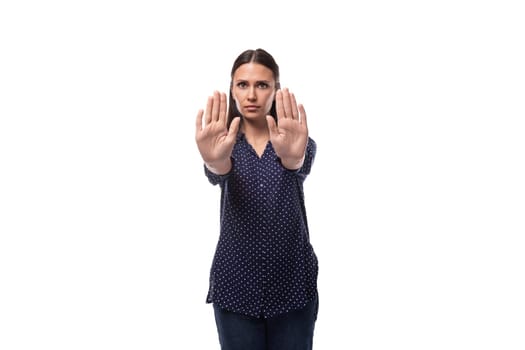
(203, 133), (318, 319)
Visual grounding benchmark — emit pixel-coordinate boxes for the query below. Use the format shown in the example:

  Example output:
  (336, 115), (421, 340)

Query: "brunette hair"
(227, 48), (281, 128)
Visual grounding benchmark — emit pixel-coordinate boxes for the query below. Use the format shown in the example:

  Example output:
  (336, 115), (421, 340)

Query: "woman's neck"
(241, 120), (269, 157)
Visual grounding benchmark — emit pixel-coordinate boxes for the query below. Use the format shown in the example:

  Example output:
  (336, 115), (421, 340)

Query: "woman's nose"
(247, 87), (256, 101)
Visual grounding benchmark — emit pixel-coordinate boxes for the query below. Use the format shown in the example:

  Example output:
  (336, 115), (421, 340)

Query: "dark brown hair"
(227, 48), (281, 128)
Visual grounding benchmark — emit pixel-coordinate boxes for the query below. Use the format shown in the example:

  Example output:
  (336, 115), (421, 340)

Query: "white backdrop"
(1, 1), (524, 349)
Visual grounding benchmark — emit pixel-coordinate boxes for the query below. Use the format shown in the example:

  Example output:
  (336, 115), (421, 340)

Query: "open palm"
(266, 88), (308, 169)
(195, 91), (240, 168)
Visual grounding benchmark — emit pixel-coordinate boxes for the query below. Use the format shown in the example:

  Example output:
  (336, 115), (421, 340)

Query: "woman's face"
(231, 62), (276, 122)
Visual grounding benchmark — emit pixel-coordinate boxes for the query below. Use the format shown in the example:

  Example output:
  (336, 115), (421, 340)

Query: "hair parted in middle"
(227, 48), (281, 128)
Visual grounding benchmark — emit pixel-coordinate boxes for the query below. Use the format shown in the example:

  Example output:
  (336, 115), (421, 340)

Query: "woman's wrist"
(205, 158), (232, 175)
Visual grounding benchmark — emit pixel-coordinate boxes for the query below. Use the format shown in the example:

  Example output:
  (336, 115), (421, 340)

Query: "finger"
(282, 88), (294, 119)
(276, 89), (286, 120)
(290, 92), (299, 120)
(211, 91), (220, 122)
(218, 92), (227, 126)
(226, 117), (241, 143)
(298, 104), (308, 128)
(196, 109), (204, 133)
(204, 95), (213, 125)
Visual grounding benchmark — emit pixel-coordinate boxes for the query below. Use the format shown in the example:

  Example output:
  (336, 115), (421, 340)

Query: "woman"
(195, 48), (319, 350)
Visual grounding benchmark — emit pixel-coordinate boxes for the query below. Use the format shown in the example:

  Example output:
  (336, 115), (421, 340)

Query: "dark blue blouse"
(204, 133), (318, 319)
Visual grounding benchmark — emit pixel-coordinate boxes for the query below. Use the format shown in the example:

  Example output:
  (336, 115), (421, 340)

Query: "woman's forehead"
(233, 63), (274, 81)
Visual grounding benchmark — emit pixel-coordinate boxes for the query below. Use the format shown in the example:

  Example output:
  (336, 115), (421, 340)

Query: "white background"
(1, 0), (524, 349)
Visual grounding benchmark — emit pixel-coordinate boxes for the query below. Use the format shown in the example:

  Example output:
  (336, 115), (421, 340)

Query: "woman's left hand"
(266, 88), (309, 170)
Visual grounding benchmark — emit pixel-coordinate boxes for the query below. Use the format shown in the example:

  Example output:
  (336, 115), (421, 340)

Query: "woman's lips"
(245, 105), (259, 112)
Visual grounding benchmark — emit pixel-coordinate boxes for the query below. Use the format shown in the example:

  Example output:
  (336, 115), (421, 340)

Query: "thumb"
(226, 117), (241, 142)
(266, 115), (278, 137)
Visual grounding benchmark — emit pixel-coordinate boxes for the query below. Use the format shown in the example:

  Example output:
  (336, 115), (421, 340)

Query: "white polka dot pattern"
(203, 133), (318, 319)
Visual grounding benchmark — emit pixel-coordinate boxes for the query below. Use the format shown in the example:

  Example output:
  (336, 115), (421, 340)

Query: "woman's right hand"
(195, 91), (240, 174)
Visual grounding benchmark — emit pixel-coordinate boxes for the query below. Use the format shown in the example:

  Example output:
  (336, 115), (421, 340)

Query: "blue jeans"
(213, 297), (318, 350)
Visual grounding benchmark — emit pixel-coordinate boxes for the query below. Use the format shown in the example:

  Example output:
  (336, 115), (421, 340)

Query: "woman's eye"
(237, 82), (247, 88)
(257, 83), (269, 89)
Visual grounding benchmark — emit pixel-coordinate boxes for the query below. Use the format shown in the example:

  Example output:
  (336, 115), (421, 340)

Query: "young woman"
(195, 48), (319, 350)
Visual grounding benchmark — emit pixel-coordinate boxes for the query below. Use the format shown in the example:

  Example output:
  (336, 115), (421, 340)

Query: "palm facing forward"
(267, 88), (309, 170)
(195, 91), (240, 174)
